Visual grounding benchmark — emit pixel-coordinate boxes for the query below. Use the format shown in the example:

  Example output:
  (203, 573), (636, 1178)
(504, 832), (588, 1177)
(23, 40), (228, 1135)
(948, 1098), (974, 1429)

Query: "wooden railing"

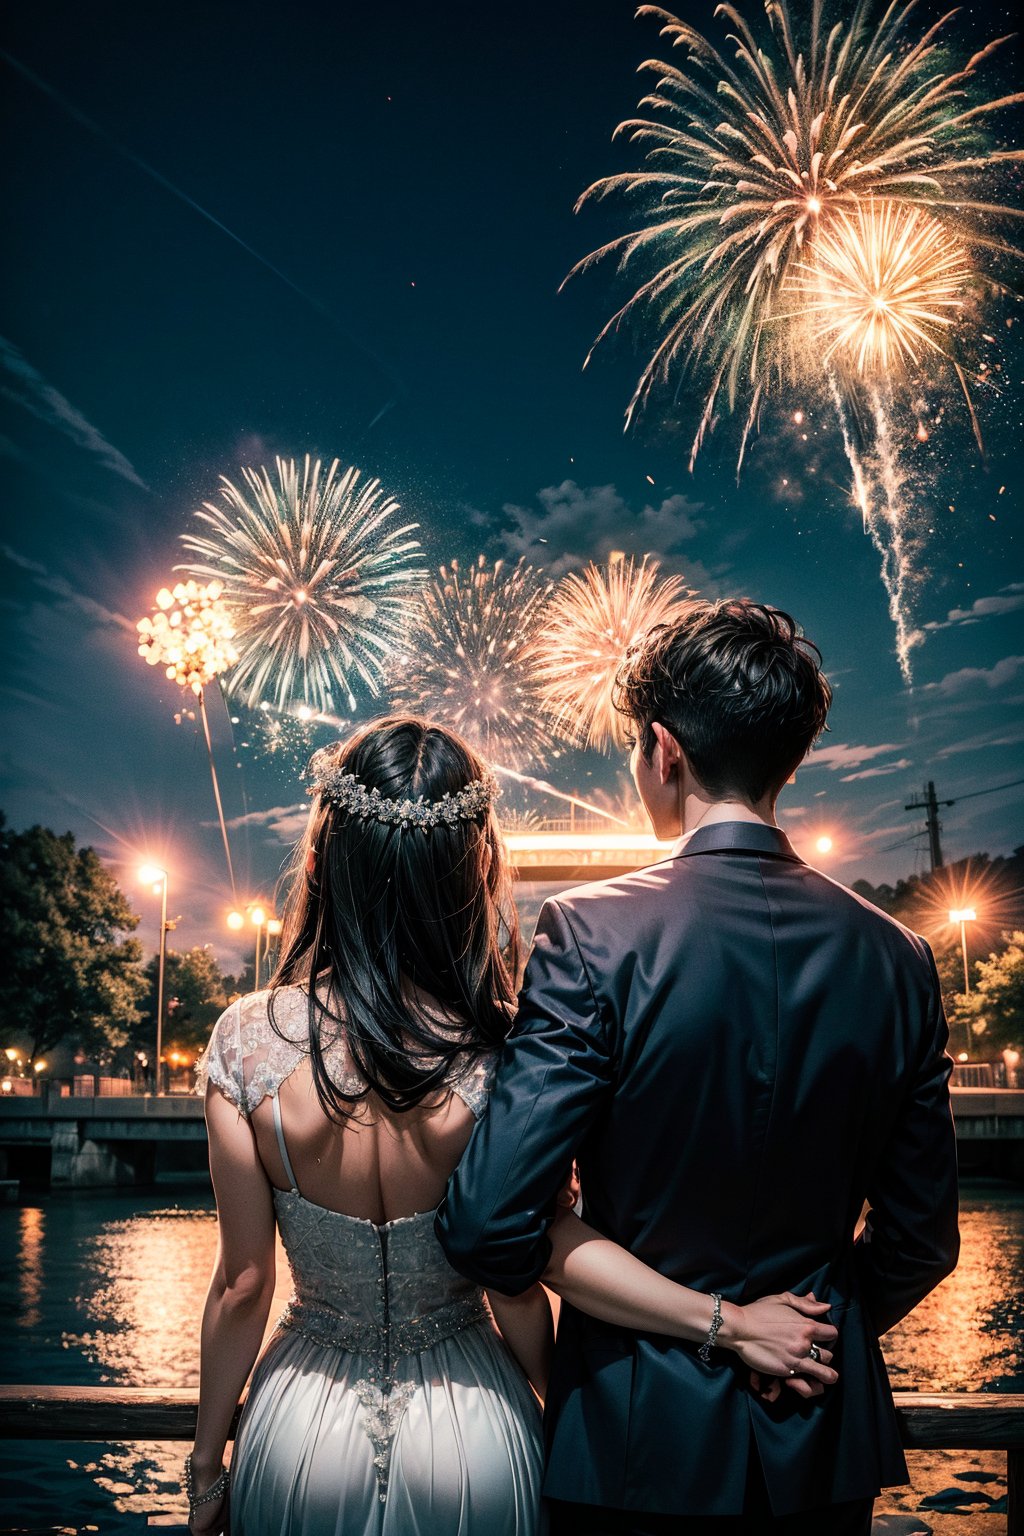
(1, 1388), (1021, 1532)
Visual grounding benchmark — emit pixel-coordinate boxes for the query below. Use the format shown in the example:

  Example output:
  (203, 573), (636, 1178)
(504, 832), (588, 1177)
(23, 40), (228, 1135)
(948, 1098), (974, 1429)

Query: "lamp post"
(949, 907), (977, 1059)
(250, 906), (267, 989)
(140, 864), (169, 1095)
(948, 908), (977, 995)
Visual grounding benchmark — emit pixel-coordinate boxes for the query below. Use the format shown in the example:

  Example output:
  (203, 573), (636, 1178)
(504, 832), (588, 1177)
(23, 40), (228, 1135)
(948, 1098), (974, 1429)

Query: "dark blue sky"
(2, 0), (1021, 963)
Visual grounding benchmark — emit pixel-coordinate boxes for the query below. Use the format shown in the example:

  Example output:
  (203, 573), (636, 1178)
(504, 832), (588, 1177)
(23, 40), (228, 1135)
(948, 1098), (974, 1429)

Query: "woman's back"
(208, 985), (493, 1223)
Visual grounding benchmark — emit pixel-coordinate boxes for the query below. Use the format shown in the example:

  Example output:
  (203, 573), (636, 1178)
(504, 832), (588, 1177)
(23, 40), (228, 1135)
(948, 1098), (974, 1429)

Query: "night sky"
(2, 0), (1022, 966)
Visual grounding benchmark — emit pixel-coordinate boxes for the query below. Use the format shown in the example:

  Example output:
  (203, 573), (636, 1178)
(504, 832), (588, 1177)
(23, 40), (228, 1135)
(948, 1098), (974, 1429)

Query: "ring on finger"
(808, 1343), (822, 1364)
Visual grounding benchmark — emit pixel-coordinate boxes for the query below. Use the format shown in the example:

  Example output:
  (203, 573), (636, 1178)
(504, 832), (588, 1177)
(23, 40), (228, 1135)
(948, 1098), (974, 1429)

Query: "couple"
(188, 598), (959, 1535)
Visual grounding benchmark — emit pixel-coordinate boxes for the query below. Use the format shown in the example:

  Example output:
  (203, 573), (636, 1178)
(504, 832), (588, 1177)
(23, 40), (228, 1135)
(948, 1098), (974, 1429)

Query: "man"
(437, 598), (959, 1534)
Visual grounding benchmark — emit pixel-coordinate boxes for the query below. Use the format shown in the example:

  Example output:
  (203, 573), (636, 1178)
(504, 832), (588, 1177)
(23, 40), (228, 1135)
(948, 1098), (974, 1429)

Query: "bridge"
(1, 1087), (1021, 1189)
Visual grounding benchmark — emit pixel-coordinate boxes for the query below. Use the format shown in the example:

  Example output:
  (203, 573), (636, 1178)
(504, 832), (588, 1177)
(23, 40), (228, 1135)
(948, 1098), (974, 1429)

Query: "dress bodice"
(273, 1198), (488, 1366)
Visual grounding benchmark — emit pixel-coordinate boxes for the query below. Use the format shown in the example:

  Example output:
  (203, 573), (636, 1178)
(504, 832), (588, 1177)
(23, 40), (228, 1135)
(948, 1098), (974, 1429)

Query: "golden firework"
(532, 556), (692, 751)
(569, 1), (1022, 468)
(137, 580), (238, 696)
(785, 202), (972, 374)
(390, 557), (555, 769)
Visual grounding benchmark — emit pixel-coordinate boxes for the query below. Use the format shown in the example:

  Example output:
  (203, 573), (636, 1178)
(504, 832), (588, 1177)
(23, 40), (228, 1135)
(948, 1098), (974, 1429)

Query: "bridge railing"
(0, 1388), (1021, 1531)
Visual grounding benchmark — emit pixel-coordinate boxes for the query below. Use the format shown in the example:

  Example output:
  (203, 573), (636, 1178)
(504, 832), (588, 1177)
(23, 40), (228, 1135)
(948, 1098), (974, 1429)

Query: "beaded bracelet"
(184, 1452), (230, 1520)
(698, 1292), (723, 1363)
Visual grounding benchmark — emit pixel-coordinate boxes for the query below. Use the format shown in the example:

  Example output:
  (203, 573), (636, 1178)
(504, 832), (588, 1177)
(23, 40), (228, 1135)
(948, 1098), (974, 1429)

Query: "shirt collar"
(668, 820), (802, 862)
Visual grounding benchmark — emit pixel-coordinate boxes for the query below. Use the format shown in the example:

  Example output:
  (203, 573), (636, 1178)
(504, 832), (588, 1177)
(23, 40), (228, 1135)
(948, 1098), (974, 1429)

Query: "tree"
(0, 815), (147, 1063)
(954, 932), (1024, 1056)
(139, 945), (232, 1057)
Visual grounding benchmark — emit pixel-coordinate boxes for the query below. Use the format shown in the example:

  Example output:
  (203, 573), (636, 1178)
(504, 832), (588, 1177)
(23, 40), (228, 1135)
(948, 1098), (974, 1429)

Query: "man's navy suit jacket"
(436, 820), (959, 1518)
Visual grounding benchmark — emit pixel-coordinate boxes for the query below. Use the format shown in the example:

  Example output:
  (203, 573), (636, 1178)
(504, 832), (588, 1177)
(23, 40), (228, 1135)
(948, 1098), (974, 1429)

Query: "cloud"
(924, 584), (1024, 631)
(2, 544), (136, 633)
(804, 741), (904, 772)
(494, 480), (707, 578)
(840, 758), (913, 782)
(220, 802), (307, 841)
(937, 723), (1024, 759)
(925, 655), (1024, 698)
(0, 334), (148, 489)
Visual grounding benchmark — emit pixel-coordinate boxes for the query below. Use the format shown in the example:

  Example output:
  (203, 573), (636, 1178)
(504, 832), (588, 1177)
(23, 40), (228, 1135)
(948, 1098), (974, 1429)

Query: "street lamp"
(226, 909), (245, 932)
(250, 906), (267, 989)
(949, 906), (977, 1060)
(948, 908), (977, 995)
(139, 864), (169, 1096)
(815, 835), (834, 856)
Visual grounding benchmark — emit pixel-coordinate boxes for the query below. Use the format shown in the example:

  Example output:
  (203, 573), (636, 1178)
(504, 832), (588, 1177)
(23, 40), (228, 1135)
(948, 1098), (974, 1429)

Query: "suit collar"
(669, 820), (802, 862)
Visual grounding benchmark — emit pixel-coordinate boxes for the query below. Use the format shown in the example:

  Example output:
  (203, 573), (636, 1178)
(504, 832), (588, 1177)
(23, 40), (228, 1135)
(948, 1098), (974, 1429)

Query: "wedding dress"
(197, 987), (544, 1536)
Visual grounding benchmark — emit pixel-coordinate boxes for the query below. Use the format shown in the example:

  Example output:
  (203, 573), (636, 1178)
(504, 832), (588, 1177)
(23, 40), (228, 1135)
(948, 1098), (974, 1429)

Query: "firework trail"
(568, 1), (1022, 678)
(533, 556), (692, 750)
(137, 580), (240, 896)
(390, 557), (555, 769)
(179, 455), (424, 714)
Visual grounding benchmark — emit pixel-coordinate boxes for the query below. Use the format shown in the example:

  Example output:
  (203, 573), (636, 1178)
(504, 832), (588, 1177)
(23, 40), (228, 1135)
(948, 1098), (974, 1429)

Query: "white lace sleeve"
(195, 999), (246, 1111)
(451, 1051), (498, 1120)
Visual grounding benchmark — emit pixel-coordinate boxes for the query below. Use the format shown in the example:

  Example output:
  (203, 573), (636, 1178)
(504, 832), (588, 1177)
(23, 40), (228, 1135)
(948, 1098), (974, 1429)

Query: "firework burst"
(179, 455), (424, 713)
(389, 557), (554, 768)
(568, 1), (1021, 682)
(784, 201), (973, 376)
(137, 579), (238, 694)
(533, 556), (692, 750)
(568, 0), (1021, 467)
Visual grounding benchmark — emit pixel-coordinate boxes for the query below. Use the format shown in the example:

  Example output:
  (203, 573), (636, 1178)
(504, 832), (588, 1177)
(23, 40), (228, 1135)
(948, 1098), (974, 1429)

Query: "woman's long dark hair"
(268, 716), (520, 1120)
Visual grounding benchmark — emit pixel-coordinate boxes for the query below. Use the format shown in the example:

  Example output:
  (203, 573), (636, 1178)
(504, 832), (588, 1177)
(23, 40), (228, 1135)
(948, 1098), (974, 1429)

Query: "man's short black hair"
(614, 598), (832, 804)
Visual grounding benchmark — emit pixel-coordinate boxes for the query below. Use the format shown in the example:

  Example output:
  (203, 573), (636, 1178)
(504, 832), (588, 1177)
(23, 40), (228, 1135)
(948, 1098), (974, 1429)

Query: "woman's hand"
(718, 1291), (838, 1396)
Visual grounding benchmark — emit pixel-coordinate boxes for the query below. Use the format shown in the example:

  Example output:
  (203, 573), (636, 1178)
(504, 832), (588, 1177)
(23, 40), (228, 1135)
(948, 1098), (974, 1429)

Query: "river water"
(1, 1179), (1020, 1534)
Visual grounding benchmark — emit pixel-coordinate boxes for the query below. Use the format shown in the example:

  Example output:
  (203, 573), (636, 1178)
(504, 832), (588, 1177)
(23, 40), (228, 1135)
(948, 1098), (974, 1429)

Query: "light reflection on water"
(0, 1181), (1020, 1530)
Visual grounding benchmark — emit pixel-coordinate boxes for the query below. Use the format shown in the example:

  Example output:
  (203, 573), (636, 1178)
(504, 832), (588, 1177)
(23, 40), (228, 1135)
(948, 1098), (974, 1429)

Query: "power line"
(946, 775), (1024, 806)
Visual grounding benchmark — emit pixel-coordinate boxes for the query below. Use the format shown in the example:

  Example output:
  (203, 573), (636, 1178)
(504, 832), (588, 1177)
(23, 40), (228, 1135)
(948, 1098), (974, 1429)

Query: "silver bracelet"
(184, 1452), (230, 1518)
(698, 1292), (723, 1363)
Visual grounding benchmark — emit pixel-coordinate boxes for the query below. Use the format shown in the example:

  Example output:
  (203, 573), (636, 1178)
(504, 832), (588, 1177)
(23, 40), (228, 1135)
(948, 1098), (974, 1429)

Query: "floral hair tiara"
(306, 752), (499, 831)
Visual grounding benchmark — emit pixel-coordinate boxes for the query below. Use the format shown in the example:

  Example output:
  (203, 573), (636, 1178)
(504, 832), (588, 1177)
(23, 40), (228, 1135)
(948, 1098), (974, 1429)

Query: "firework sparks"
(179, 455), (424, 713)
(569, 1), (1020, 464)
(567, 1), (1021, 681)
(533, 556), (692, 750)
(784, 202), (973, 376)
(390, 557), (554, 768)
(137, 580), (238, 694)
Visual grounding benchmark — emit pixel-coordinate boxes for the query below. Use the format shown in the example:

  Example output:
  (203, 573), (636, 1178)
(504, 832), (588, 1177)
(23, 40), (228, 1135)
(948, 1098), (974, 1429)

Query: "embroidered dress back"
(197, 987), (543, 1536)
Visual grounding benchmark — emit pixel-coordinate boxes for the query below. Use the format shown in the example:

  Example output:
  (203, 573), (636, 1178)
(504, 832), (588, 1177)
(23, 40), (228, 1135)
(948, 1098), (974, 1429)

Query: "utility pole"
(905, 781), (951, 873)
(902, 776), (1024, 875)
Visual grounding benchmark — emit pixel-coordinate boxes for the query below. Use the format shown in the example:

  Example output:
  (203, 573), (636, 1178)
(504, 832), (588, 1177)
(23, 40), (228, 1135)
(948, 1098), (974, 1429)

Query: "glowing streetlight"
(139, 863), (170, 1096)
(815, 835), (834, 856)
(249, 905), (270, 989)
(226, 909), (245, 932)
(266, 918), (283, 938)
(949, 908), (977, 994)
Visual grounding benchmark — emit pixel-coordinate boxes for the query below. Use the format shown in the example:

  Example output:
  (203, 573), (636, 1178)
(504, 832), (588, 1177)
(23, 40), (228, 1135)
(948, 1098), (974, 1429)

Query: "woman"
(188, 717), (836, 1535)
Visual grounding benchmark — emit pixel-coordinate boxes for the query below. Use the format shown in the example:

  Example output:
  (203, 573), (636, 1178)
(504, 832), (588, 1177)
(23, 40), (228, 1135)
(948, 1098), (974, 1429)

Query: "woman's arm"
(189, 1084), (278, 1531)
(486, 1283), (555, 1402)
(543, 1209), (839, 1397)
